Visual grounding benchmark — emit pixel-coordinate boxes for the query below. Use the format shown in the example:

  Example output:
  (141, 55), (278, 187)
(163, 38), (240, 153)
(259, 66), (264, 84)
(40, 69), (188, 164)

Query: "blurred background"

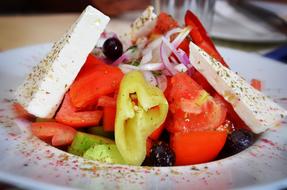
(0, 0), (151, 16)
(0, 0), (287, 62)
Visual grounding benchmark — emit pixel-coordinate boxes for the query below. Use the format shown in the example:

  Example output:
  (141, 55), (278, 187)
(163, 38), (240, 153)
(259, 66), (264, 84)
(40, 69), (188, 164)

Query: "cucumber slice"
(83, 144), (126, 164)
(68, 132), (114, 156)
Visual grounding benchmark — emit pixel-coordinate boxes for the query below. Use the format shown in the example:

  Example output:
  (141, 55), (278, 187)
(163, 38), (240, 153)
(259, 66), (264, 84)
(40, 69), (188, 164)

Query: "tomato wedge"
(55, 93), (103, 128)
(166, 73), (226, 133)
(214, 93), (250, 131)
(180, 10), (229, 94)
(69, 54), (124, 109)
(31, 122), (76, 146)
(170, 131), (227, 165)
(151, 12), (179, 35)
(97, 95), (116, 107)
(184, 10), (227, 67)
(97, 95), (117, 132)
(103, 106), (116, 132)
(251, 79), (262, 91)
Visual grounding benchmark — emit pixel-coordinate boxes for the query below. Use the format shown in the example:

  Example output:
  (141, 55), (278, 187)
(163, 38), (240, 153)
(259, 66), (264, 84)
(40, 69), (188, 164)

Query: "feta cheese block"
(131, 6), (157, 40)
(15, 6), (110, 118)
(189, 42), (287, 134)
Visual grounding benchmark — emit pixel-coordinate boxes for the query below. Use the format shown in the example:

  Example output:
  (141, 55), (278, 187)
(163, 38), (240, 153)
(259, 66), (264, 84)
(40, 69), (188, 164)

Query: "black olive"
(223, 129), (255, 156)
(149, 141), (175, 167)
(103, 37), (123, 61)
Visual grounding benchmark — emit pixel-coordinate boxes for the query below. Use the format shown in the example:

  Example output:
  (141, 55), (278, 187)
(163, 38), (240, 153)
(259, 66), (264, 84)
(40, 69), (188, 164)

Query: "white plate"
(0, 44), (287, 190)
(211, 1), (287, 43)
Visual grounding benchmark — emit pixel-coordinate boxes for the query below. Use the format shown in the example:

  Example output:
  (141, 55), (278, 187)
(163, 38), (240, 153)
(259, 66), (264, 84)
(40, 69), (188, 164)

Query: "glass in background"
(152, 0), (216, 32)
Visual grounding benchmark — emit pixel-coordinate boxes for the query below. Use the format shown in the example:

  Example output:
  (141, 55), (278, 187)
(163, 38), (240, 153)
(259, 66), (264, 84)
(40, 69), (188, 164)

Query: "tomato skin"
(149, 124), (165, 140)
(184, 10), (228, 67)
(168, 101), (226, 133)
(190, 71), (215, 95)
(151, 12), (179, 35)
(167, 72), (202, 102)
(251, 79), (262, 91)
(31, 122), (76, 146)
(146, 137), (153, 157)
(69, 54), (124, 109)
(181, 10), (228, 94)
(166, 73), (227, 133)
(96, 95), (117, 132)
(214, 93), (250, 131)
(55, 93), (103, 128)
(170, 131), (227, 165)
(103, 106), (116, 132)
(97, 96), (116, 107)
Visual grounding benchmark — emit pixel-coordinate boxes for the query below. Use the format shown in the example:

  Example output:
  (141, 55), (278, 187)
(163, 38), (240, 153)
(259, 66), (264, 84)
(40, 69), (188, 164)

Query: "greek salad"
(14, 6), (287, 167)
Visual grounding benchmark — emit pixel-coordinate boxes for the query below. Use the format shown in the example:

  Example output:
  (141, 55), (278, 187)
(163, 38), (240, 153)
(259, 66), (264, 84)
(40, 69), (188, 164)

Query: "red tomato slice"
(166, 73), (226, 133)
(151, 12), (179, 35)
(103, 106), (116, 132)
(76, 54), (104, 78)
(55, 93), (103, 128)
(31, 122), (76, 146)
(214, 93), (250, 131)
(181, 10), (229, 94)
(97, 95), (116, 107)
(251, 79), (262, 91)
(190, 70), (215, 94)
(146, 137), (153, 157)
(170, 131), (227, 165)
(149, 124), (165, 140)
(97, 95), (117, 132)
(184, 10), (228, 67)
(69, 55), (124, 109)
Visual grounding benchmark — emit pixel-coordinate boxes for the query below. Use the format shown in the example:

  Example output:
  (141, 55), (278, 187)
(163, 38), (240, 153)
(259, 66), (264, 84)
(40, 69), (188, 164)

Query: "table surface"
(0, 13), (133, 51)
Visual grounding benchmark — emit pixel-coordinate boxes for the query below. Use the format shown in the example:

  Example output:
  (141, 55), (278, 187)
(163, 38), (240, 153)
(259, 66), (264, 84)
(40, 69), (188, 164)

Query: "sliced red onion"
(160, 41), (178, 76)
(177, 48), (191, 68)
(162, 36), (190, 68)
(140, 50), (153, 65)
(156, 74), (168, 91)
(142, 37), (162, 55)
(136, 37), (148, 50)
(119, 64), (139, 70)
(119, 63), (164, 72)
(174, 63), (188, 72)
(165, 27), (182, 41)
(162, 35), (192, 72)
(162, 36), (181, 60)
(172, 27), (191, 48)
(118, 64), (136, 74)
(143, 71), (158, 87)
(112, 54), (128, 66)
(112, 46), (138, 66)
(170, 56), (179, 64)
(140, 63), (164, 71)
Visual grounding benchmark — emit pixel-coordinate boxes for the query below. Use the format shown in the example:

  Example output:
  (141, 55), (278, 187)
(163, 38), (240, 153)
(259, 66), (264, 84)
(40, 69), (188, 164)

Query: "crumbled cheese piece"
(131, 6), (157, 40)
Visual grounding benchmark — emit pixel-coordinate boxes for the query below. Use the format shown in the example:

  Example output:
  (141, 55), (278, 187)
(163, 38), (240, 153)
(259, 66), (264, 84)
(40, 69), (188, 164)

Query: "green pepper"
(115, 71), (168, 165)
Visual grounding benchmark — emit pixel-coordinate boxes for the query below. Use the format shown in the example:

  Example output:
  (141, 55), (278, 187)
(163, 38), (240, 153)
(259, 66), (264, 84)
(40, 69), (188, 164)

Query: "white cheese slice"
(131, 6), (157, 41)
(15, 6), (110, 118)
(189, 42), (287, 134)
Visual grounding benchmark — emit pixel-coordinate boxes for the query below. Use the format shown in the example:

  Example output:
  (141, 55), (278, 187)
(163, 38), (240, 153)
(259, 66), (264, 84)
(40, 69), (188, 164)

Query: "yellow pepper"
(115, 71), (168, 165)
